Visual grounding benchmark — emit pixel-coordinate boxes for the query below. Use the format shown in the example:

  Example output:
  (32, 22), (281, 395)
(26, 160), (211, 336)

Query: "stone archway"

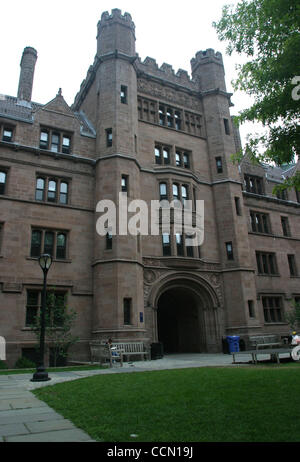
(149, 274), (221, 353)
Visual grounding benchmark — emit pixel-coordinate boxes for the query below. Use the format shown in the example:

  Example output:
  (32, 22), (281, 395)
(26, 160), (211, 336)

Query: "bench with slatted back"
(89, 342), (123, 367)
(249, 335), (281, 350)
(112, 342), (150, 361)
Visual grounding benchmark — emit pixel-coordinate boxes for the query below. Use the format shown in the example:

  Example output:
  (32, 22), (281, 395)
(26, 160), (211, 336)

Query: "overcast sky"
(0, 0), (263, 147)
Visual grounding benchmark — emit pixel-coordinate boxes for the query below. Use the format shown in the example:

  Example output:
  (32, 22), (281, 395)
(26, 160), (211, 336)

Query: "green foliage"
(15, 357), (36, 369)
(285, 300), (300, 331)
(0, 359), (7, 369)
(33, 288), (79, 367)
(213, 0), (300, 186)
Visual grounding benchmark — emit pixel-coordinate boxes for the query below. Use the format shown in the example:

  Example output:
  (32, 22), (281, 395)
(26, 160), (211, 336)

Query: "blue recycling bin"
(226, 336), (240, 353)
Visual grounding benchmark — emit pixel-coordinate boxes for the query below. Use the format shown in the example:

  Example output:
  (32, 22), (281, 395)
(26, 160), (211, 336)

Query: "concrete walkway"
(0, 352), (274, 442)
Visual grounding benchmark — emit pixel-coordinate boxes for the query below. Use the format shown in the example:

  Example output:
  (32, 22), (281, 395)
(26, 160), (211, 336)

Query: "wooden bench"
(89, 342), (123, 367)
(249, 335), (281, 350)
(111, 342), (150, 361)
(231, 348), (292, 365)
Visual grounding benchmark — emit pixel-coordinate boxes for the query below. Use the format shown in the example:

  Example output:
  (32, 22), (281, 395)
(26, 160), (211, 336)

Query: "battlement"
(191, 49), (223, 72)
(136, 56), (198, 92)
(98, 8), (135, 33)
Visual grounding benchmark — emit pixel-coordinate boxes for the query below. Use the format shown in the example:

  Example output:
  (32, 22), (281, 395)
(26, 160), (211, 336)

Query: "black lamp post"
(31, 254), (52, 382)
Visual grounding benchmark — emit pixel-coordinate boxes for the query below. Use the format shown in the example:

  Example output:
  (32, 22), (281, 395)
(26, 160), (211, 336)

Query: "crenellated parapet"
(97, 8), (135, 34)
(191, 49), (226, 93)
(135, 56), (198, 93)
(191, 48), (223, 73)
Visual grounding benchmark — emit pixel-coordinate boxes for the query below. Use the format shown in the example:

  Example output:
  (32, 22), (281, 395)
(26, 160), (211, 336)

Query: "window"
(47, 180), (57, 202)
(123, 298), (132, 325)
(176, 233), (184, 256)
(162, 233), (171, 256)
(234, 197), (241, 216)
(174, 111), (181, 130)
(159, 183), (168, 201)
(256, 252), (278, 275)
(0, 222), (4, 254)
(30, 229), (68, 260)
(250, 211), (270, 234)
(2, 127), (13, 142)
(215, 157), (223, 174)
(226, 242), (234, 260)
(155, 144), (170, 165)
(106, 231), (112, 250)
(39, 128), (72, 154)
(248, 300), (255, 318)
(262, 296), (283, 323)
(276, 189), (288, 201)
(121, 175), (128, 192)
(120, 85), (127, 104)
(106, 128), (112, 147)
(175, 149), (191, 169)
(26, 290), (67, 327)
(244, 175), (264, 195)
(0, 171), (7, 195)
(288, 254), (298, 276)
(51, 132), (60, 153)
(62, 136), (71, 154)
(224, 118), (230, 135)
(35, 176), (69, 205)
(281, 216), (290, 237)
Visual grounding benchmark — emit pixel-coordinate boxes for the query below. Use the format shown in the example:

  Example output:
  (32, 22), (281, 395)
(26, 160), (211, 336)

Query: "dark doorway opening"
(157, 287), (201, 353)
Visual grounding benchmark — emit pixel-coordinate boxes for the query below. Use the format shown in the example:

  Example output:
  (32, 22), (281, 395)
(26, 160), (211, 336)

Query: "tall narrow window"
(224, 118), (230, 135)
(40, 131), (49, 149)
(3, 127), (13, 142)
(44, 231), (54, 256)
(183, 153), (190, 169)
(56, 233), (67, 259)
(30, 230), (42, 257)
(176, 234), (184, 256)
(106, 128), (112, 147)
(173, 183), (179, 201)
(123, 298), (132, 325)
(162, 233), (171, 256)
(226, 242), (234, 260)
(174, 111), (181, 130)
(121, 175), (128, 193)
(181, 185), (188, 205)
(106, 231), (112, 250)
(163, 148), (170, 164)
(26, 291), (39, 326)
(0, 171), (6, 195)
(159, 106), (165, 126)
(281, 216), (290, 237)
(159, 183), (168, 201)
(120, 86), (127, 104)
(51, 132), (60, 153)
(47, 180), (57, 202)
(35, 178), (45, 201)
(288, 254), (297, 276)
(216, 157), (223, 173)
(155, 147), (161, 164)
(62, 136), (71, 154)
(248, 300), (255, 318)
(59, 182), (68, 204)
(234, 197), (241, 216)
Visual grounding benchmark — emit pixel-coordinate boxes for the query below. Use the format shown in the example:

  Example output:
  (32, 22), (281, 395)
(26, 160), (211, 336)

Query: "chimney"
(17, 47), (37, 102)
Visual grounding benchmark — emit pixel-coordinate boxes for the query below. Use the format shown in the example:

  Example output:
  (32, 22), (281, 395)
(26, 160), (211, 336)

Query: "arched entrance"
(151, 274), (221, 353)
(157, 287), (201, 353)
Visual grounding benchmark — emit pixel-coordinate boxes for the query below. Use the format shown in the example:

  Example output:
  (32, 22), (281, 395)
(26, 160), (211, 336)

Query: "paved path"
(0, 352), (284, 442)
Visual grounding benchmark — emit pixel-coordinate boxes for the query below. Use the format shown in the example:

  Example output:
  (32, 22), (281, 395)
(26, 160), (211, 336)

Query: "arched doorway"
(157, 287), (202, 353)
(151, 275), (221, 353)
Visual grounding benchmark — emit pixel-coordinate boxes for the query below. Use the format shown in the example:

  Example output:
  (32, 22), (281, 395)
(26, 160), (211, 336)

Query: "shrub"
(15, 357), (36, 369)
(0, 359), (7, 369)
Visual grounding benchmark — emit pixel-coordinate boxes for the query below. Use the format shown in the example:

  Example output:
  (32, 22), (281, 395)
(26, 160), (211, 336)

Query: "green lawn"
(33, 364), (300, 442)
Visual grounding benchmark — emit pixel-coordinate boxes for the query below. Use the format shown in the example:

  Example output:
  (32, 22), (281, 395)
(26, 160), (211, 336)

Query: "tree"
(285, 300), (300, 332)
(213, 0), (300, 190)
(33, 290), (78, 367)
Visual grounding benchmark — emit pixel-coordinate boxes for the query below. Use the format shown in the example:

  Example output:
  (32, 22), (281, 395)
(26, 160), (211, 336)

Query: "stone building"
(0, 9), (299, 367)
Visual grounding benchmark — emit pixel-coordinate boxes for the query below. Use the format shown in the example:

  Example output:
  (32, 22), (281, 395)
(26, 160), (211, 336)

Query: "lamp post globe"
(31, 254), (52, 382)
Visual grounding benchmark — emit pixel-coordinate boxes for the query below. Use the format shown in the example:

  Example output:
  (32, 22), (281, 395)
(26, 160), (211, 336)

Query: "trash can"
(151, 342), (164, 360)
(226, 336), (240, 353)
